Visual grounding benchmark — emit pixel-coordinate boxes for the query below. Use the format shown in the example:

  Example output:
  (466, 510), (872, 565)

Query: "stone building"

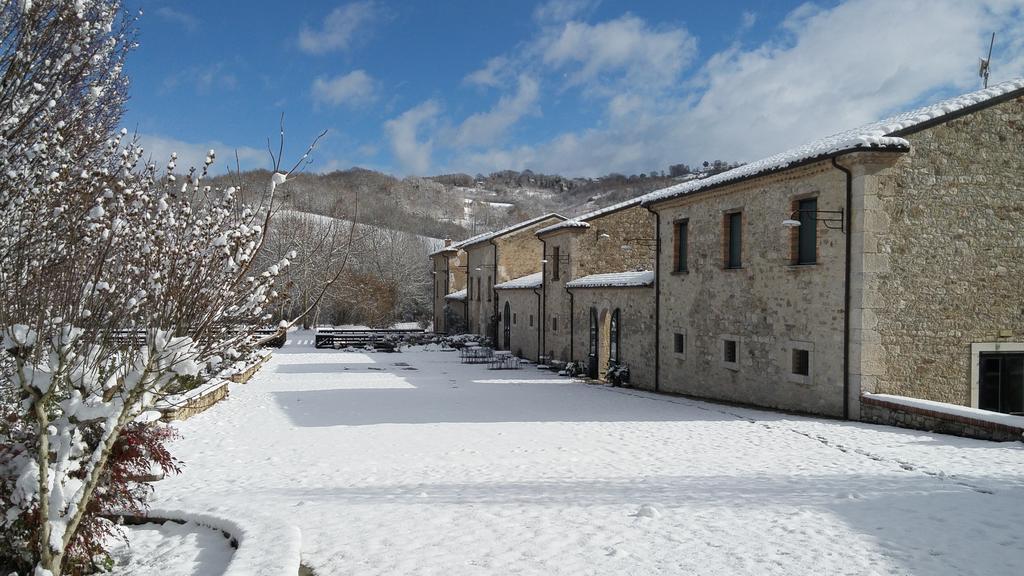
(442, 289), (468, 335)
(462, 213), (566, 341)
(534, 200), (656, 380)
(494, 273), (542, 360)
(565, 271), (656, 389)
(641, 79), (1024, 419)
(429, 240), (467, 333)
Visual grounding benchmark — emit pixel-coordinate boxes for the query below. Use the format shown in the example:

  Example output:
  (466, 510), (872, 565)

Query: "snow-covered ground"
(147, 331), (1024, 575)
(107, 521), (234, 576)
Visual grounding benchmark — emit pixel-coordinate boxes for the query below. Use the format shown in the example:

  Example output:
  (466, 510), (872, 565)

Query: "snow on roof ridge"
(565, 270), (655, 289)
(444, 288), (468, 301)
(494, 272), (543, 290)
(457, 212), (567, 249)
(642, 78), (1024, 206)
(536, 196), (644, 236)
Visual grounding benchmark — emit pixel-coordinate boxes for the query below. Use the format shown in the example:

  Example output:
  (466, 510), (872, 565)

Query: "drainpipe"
(540, 238), (548, 362)
(443, 257), (450, 333)
(533, 287), (542, 361)
(645, 204), (661, 392)
(565, 284), (575, 361)
(490, 239), (500, 347)
(832, 156), (853, 420)
(463, 262), (469, 335)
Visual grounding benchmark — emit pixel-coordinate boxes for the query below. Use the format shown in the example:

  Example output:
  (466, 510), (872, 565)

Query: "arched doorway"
(609, 308), (620, 366)
(503, 301), (511, 350)
(598, 309), (612, 380)
(588, 307), (598, 378)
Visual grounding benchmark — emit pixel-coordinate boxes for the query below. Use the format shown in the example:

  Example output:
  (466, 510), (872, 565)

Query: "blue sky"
(124, 0), (1024, 177)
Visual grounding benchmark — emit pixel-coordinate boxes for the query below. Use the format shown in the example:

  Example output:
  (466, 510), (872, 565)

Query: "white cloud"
(312, 70), (377, 107)
(134, 133), (265, 175)
(449, 0), (1024, 177)
(533, 0), (598, 23)
(155, 7), (198, 33)
(455, 75), (540, 148)
(739, 10), (757, 32)
(540, 15), (698, 90)
(463, 56), (511, 88)
(299, 1), (378, 54)
(384, 100), (441, 175)
(163, 62), (238, 94)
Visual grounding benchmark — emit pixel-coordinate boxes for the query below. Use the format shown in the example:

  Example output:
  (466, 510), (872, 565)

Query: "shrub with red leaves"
(1, 420), (181, 575)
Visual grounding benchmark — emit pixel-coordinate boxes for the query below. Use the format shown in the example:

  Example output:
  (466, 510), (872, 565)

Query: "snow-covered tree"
(0, 2), (304, 573)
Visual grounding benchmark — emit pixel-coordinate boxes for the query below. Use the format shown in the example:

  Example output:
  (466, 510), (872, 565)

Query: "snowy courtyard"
(131, 333), (1024, 575)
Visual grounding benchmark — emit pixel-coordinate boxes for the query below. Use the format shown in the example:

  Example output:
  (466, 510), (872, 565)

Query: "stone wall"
(465, 244), (493, 338)
(497, 289), (542, 360)
(653, 161), (848, 416)
(430, 250), (466, 333)
(464, 216), (561, 339)
(495, 218), (560, 283)
(569, 286), (656, 389)
(855, 95), (1024, 409)
(860, 395), (1024, 442)
(540, 205), (655, 363)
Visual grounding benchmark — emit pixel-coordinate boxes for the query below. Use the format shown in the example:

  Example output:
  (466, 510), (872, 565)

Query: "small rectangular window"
(529, 314), (534, 327)
(476, 277), (481, 301)
(675, 220), (688, 272)
(487, 276), (492, 302)
(792, 348), (810, 376)
(674, 333), (685, 354)
(552, 246), (561, 281)
(723, 339), (737, 364)
(726, 212), (742, 269)
(513, 313), (517, 325)
(552, 316), (558, 331)
(797, 198), (817, 264)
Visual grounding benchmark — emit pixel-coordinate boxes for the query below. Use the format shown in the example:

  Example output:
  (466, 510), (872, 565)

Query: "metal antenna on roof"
(979, 32), (995, 88)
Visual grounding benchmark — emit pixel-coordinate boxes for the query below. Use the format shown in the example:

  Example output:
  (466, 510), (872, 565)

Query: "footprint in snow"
(632, 504), (660, 518)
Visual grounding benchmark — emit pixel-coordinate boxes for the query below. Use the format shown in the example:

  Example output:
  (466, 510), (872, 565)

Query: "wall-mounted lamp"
(781, 208), (845, 233)
(541, 253), (571, 264)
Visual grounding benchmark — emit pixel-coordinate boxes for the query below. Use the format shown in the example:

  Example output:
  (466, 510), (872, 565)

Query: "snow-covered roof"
(494, 272), (543, 290)
(565, 270), (654, 289)
(536, 197), (644, 236)
(642, 78), (1024, 206)
(444, 289), (467, 301)
(457, 212), (567, 249)
(428, 244), (459, 257)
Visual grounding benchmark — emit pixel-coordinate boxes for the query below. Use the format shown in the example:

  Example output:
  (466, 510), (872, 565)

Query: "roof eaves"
(460, 212), (567, 248)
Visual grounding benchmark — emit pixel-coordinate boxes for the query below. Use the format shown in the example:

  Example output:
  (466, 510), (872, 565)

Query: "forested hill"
(208, 161), (741, 242)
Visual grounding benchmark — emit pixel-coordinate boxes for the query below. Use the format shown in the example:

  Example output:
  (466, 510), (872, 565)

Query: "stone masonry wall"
(861, 95), (1024, 407)
(654, 161), (848, 417)
(465, 243), (493, 338)
(495, 217), (563, 284)
(569, 286), (656, 390)
(464, 216), (561, 340)
(431, 250), (466, 333)
(497, 289), (542, 360)
(860, 395), (1024, 442)
(541, 205), (655, 363)
(432, 253), (447, 331)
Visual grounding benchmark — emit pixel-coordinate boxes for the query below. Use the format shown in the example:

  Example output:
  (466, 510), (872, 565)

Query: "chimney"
(444, 238), (453, 247)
